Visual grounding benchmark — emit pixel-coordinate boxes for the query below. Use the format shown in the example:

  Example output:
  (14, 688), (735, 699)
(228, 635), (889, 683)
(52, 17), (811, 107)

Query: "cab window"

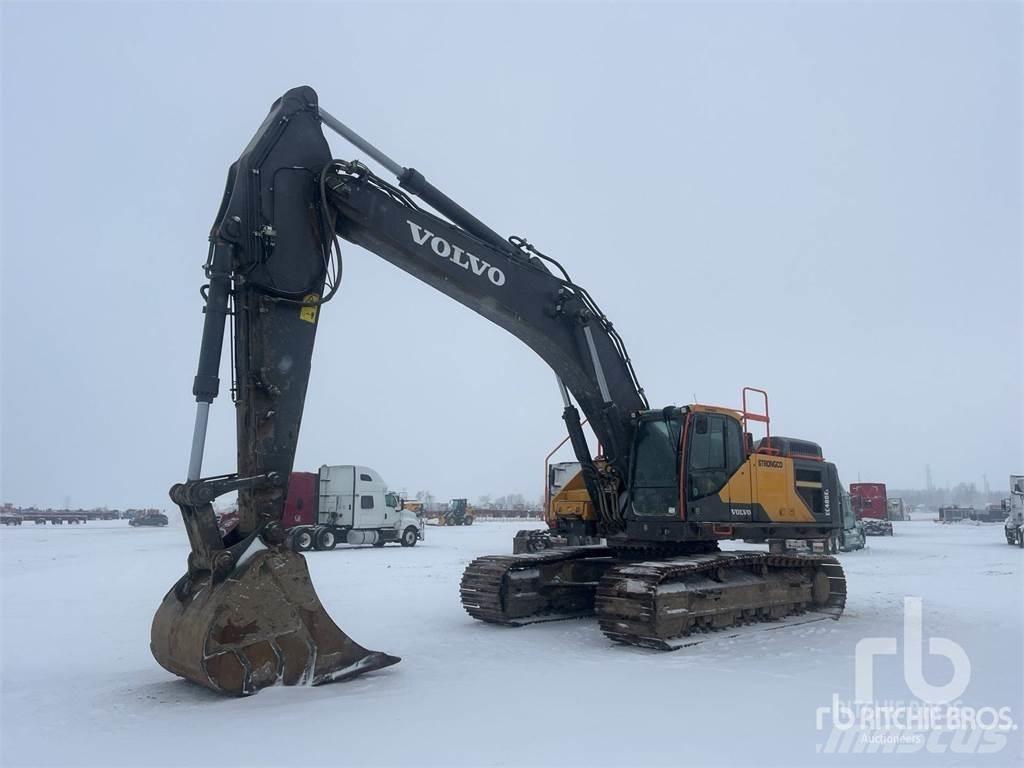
(725, 417), (743, 472)
(687, 414), (743, 500)
(689, 414), (725, 471)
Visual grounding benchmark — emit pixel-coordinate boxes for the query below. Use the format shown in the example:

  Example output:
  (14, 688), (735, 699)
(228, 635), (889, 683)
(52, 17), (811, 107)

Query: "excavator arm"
(323, 163), (648, 511)
(152, 86), (647, 695)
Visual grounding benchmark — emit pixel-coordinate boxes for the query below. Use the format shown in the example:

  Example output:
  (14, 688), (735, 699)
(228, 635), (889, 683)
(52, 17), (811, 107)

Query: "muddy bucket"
(151, 547), (399, 696)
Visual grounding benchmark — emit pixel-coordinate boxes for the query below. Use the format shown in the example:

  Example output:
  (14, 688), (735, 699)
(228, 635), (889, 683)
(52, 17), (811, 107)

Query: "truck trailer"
(282, 465), (424, 551)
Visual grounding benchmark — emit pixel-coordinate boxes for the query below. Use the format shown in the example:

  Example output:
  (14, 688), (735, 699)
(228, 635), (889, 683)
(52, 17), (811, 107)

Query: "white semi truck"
(1005, 475), (1023, 547)
(283, 465), (424, 551)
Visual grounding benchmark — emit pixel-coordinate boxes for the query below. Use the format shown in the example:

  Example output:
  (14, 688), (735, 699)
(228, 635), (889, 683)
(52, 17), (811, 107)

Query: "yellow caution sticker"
(300, 293), (320, 324)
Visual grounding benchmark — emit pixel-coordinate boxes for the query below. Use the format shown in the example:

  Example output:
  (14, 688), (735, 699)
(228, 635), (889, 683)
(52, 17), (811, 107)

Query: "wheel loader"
(441, 499), (474, 526)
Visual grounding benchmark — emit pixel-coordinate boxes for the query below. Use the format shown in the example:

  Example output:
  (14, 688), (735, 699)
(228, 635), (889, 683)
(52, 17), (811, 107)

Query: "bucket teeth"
(151, 548), (399, 695)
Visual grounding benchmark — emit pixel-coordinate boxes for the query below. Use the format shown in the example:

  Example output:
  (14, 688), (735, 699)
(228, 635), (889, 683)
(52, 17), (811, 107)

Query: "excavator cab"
(548, 395), (840, 545)
(628, 406), (746, 516)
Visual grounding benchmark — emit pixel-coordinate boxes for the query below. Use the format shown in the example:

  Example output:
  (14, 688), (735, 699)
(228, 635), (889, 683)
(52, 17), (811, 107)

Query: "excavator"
(151, 86), (846, 696)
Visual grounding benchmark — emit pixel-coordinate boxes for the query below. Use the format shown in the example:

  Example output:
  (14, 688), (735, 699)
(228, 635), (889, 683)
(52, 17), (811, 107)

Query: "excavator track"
(460, 546), (614, 625)
(596, 551), (846, 650)
(460, 547), (846, 652)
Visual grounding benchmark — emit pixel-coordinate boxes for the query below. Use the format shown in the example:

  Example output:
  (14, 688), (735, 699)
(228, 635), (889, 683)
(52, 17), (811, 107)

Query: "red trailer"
(216, 473), (316, 536)
(282, 471), (318, 528)
(849, 482), (893, 535)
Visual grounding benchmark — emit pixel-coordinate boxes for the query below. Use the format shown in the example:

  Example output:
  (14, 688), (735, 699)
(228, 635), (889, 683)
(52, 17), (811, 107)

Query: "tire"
(315, 527), (337, 551)
(400, 526), (418, 547)
(292, 528), (314, 552)
(463, 516), (474, 526)
(1018, 528), (1023, 549)
(372, 538), (386, 548)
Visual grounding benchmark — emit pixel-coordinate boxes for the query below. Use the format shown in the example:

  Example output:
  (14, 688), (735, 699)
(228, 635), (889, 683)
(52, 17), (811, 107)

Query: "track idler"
(151, 542), (399, 696)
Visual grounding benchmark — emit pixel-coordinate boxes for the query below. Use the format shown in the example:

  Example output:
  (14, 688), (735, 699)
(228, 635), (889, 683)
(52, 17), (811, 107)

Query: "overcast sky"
(2, 1), (1021, 511)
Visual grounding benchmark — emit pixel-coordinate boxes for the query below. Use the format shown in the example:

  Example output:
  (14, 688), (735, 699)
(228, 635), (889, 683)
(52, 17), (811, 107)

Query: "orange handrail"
(741, 386), (773, 453)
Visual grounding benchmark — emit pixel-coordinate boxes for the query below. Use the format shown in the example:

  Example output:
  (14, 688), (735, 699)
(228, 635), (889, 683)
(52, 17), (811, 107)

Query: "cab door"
(683, 413), (746, 522)
(628, 416), (683, 518)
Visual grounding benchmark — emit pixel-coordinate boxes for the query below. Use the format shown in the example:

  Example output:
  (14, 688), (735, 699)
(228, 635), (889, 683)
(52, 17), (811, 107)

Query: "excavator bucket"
(151, 547), (399, 696)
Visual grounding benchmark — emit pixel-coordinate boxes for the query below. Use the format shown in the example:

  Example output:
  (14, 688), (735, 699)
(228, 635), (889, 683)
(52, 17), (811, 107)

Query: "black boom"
(186, 85), (648, 550)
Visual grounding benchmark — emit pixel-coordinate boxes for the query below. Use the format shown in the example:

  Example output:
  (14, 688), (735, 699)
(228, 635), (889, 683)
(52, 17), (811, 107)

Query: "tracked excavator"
(152, 86), (846, 696)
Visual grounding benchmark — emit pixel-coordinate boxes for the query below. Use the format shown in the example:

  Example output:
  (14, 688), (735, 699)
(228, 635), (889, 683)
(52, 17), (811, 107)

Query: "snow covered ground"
(1, 519), (1021, 767)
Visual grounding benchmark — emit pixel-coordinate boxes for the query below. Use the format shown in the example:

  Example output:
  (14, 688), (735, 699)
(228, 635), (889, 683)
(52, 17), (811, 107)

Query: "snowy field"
(1, 519), (1021, 767)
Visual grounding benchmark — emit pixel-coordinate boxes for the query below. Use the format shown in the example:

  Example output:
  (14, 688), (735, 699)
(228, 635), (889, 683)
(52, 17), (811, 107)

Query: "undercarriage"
(460, 543), (846, 649)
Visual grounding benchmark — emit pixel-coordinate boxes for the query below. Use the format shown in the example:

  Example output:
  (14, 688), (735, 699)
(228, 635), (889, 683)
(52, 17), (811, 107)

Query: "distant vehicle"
(886, 497), (909, 521)
(283, 465), (423, 551)
(215, 507), (239, 537)
(546, 461), (584, 524)
(1005, 475), (1023, 546)
(129, 510), (169, 527)
(515, 459), (596, 553)
(440, 498), (475, 526)
(837, 483), (866, 552)
(850, 482), (893, 536)
(938, 505), (978, 523)
(401, 499), (425, 516)
(978, 502), (1010, 523)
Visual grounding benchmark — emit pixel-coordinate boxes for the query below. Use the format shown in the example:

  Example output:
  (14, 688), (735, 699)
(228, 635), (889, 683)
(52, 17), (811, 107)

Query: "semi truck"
(838, 484), (866, 552)
(849, 482), (893, 536)
(282, 465), (424, 551)
(886, 497), (909, 521)
(1005, 475), (1024, 546)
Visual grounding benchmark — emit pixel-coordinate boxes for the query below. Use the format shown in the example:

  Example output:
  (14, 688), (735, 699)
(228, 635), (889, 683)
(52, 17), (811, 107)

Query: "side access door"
(353, 469), (387, 529)
(749, 454), (823, 525)
(319, 465), (356, 527)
